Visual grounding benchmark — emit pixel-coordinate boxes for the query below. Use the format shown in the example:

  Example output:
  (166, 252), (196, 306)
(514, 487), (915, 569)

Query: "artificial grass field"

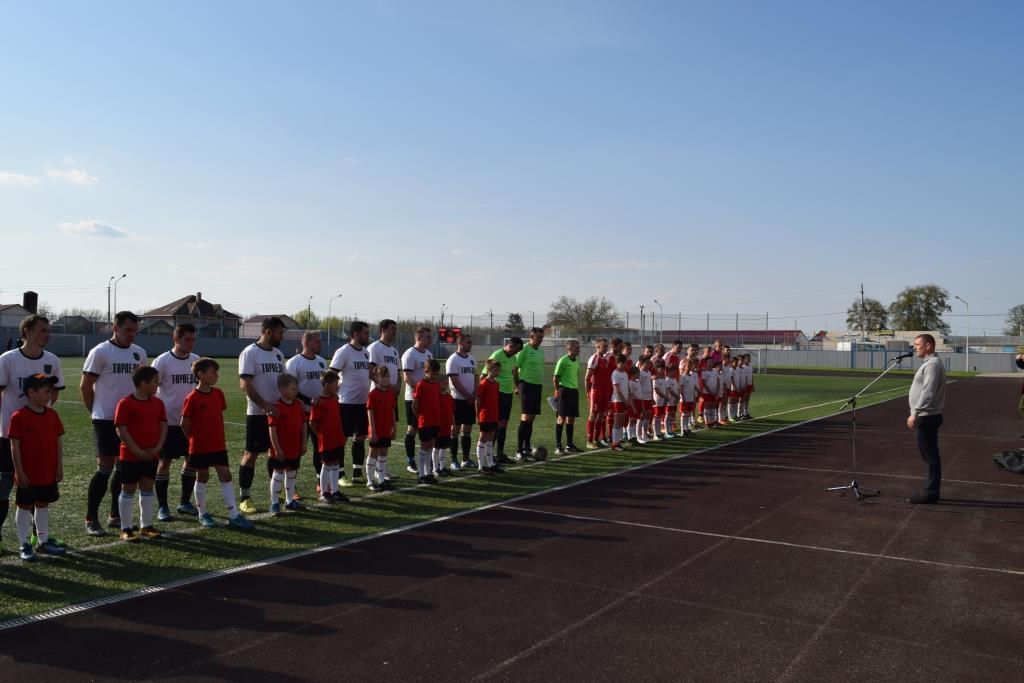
(0, 359), (916, 621)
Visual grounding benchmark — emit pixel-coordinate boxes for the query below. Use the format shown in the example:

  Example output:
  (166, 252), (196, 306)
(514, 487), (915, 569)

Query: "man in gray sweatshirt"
(907, 334), (946, 503)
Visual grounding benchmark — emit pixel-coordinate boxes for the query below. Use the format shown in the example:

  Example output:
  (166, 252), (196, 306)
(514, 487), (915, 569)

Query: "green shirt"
(487, 348), (518, 394)
(515, 343), (545, 385)
(553, 354), (579, 390)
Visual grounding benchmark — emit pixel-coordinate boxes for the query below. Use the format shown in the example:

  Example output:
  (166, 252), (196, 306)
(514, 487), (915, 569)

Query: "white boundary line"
(0, 386), (914, 632)
(691, 460), (1024, 489)
(499, 505), (1024, 578)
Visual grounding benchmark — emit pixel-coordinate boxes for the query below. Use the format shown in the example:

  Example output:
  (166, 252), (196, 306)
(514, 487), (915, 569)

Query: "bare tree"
(547, 296), (621, 339)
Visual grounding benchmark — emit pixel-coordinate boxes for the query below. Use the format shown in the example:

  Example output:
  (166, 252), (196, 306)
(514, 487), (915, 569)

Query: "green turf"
(0, 359), (916, 621)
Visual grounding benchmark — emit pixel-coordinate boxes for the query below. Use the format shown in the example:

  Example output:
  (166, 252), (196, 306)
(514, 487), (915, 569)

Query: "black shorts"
(93, 420), (121, 459)
(270, 457), (302, 471)
(405, 400), (417, 427)
(120, 459), (159, 484)
(498, 392), (514, 422)
(188, 451), (230, 469)
(245, 415), (271, 454)
(520, 382), (542, 416)
(479, 421), (498, 434)
(161, 426), (189, 460)
(557, 388), (580, 418)
(368, 438), (392, 449)
(436, 435), (452, 448)
(15, 482), (59, 507)
(340, 403), (368, 438)
(453, 399), (476, 426)
(0, 438), (12, 473)
(418, 426), (439, 442)
(320, 446), (344, 462)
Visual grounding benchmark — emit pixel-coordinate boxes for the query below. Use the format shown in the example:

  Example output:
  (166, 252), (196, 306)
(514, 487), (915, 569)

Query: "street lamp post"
(306, 296), (313, 329)
(653, 299), (664, 344)
(326, 293), (342, 353)
(528, 310), (535, 329)
(954, 295), (969, 372)
(113, 274), (127, 318)
(106, 275), (117, 325)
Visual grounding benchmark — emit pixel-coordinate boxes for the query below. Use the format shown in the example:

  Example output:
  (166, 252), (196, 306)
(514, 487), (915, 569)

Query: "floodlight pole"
(653, 299), (663, 344)
(113, 274), (126, 317)
(106, 275), (116, 325)
(954, 295), (969, 372)
(327, 293), (342, 352)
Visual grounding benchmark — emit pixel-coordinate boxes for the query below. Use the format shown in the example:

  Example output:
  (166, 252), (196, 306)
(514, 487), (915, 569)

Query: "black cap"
(21, 373), (58, 397)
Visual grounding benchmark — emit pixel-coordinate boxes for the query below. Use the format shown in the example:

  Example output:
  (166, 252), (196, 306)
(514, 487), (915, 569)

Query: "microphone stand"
(825, 355), (909, 500)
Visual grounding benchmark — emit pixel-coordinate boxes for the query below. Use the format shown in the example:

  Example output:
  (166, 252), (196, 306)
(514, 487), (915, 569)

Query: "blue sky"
(1, 1), (1020, 335)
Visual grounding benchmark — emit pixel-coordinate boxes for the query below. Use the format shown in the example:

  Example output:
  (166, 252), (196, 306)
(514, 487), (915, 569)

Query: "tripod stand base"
(826, 480), (880, 500)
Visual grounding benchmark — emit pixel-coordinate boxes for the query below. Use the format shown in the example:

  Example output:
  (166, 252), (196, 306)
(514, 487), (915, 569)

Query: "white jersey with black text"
(721, 366), (735, 393)
(679, 373), (697, 403)
(653, 377), (668, 407)
(0, 348), (66, 437)
(285, 353), (327, 412)
(401, 346), (433, 401)
(331, 343), (371, 404)
(367, 341), (401, 387)
(83, 340), (148, 420)
(238, 343), (285, 416)
(152, 350), (200, 426)
(611, 369), (630, 403)
(445, 352), (477, 401)
(665, 377), (679, 405)
(638, 370), (654, 401)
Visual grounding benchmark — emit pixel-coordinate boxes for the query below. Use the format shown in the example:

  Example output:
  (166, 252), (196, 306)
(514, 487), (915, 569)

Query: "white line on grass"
(0, 386), (913, 631)
(692, 460), (1024, 489)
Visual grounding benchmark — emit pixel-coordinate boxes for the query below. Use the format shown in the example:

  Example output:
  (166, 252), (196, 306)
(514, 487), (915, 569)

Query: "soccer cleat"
(567, 444), (583, 453)
(199, 513), (217, 528)
(270, 502), (282, 516)
(586, 441), (599, 450)
(85, 519), (107, 536)
(554, 446), (566, 455)
(284, 500), (305, 512)
(438, 467), (453, 477)
(463, 459), (475, 469)
(339, 476), (353, 488)
(157, 506), (173, 522)
(177, 502), (198, 516)
(598, 439), (611, 448)
(29, 531), (65, 547)
(330, 490), (350, 502)
(496, 453), (514, 464)
(450, 459), (461, 471)
(36, 539), (66, 556)
(491, 465), (506, 474)
(406, 464), (418, 474)
(319, 493), (334, 503)
(20, 543), (37, 561)
(612, 444), (625, 452)
(378, 480), (396, 491)
(367, 481), (384, 493)
(139, 526), (162, 539)
(120, 529), (140, 542)
(228, 514), (254, 530)
(107, 516), (121, 529)
(238, 498), (258, 514)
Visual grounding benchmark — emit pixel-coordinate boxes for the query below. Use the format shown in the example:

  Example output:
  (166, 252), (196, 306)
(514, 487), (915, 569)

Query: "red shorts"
(727, 390), (740, 399)
(637, 399), (651, 413)
(588, 388), (611, 412)
(610, 401), (626, 414)
(652, 405), (663, 417)
(747, 385), (755, 395)
(680, 401), (695, 413)
(700, 393), (718, 404)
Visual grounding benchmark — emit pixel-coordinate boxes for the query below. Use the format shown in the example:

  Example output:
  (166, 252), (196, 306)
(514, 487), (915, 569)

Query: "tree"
(845, 297), (888, 333)
(504, 312), (525, 335)
(888, 285), (951, 333)
(292, 309), (321, 330)
(547, 296), (622, 339)
(58, 307), (105, 321)
(1005, 304), (1024, 336)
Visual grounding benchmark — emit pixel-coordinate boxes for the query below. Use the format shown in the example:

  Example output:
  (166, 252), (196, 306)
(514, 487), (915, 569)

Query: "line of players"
(584, 338), (755, 450)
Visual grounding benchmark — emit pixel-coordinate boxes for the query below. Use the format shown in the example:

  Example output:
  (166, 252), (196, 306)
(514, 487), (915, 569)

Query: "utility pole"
(860, 283), (866, 341)
(954, 295), (969, 372)
(107, 275), (116, 325)
(639, 305), (645, 346)
(307, 296), (313, 329)
(706, 312), (710, 344)
(488, 309), (494, 345)
(112, 274), (126, 320)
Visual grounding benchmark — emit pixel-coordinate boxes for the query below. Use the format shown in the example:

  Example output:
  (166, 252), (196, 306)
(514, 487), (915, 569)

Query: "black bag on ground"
(993, 451), (1024, 473)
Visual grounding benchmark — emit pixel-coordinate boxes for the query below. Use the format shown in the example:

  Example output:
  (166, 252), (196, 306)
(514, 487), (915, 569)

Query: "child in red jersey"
(268, 374), (307, 514)
(366, 366), (397, 491)
(9, 374), (65, 560)
(412, 359), (442, 484)
(114, 366), (167, 542)
(181, 358), (253, 530)
(434, 383), (455, 477)
(311, 370), (347, 502)
(476, 359), (502, 473)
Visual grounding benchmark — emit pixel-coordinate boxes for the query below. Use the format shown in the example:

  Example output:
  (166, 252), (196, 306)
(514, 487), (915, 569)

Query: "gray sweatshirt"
(909, 354), (946, 416)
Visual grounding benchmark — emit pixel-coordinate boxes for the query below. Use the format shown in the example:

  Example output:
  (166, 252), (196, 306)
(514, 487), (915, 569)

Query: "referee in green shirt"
(553, 339), (581, 454)
(514, 327), (546, 460)
(487, 336), (523, 462)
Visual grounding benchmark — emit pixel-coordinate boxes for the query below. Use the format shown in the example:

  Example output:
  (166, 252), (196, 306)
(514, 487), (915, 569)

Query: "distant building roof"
(143, 293), (241, 320)
(659, 330), (806, 344)
(242, 314), (303, 329)
(0, 304), (32, 314)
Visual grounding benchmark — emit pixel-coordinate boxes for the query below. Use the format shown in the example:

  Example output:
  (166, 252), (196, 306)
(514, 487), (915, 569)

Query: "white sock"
(139, 491), (154, 528)
(488, 442), (497, 467)
(33, 507), (49, 543)
(320, 463), (331, 495)
(285, 470), (297, 501)
(418, 450), (431, 477)
(220, 481), (239, 518)
(15, 506), (32, 545)
(119, 492), (134, 530)
(366, 456), (377, 485)
(270, 470), (284, 505)
(330, 464), (340, 491)
(375, 457), (387, 483)
(438, 447), (448, 470)
(477, 442), (486, 470)
(612, 427), (622, 444)
(195, 482), (208, 516)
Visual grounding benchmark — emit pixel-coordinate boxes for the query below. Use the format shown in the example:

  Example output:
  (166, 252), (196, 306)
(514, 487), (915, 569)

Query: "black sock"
(524, 421), (534, 452)
(555, 423), (563, 448)
(313, 450), (322, 476)
(352, 440), (365, 473)
(460, 433), (471, 460)
(497, 427), (507, 455)
(109, 468), (122, 519)
(179, 467), (196, 506)
(517, 421), (528, 453)
(0, 499), (8, 530)
(405, 433), (416, 464)
(566, 423), (575, 446)
(86, 468), (111, 521)
(239, 465), (255, 498)
(155, 473), (170, 508)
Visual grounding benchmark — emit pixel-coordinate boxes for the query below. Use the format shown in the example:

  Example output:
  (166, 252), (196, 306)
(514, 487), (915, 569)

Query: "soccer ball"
(532, 445), (548, 461)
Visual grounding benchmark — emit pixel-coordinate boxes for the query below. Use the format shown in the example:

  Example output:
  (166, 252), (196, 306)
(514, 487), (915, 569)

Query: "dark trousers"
(915, 414), (943, 496)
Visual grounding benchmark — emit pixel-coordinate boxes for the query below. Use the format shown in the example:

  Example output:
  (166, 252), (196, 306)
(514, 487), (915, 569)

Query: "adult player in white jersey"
(446, 333), (477, 470)
(330, 321), (372, 485)
(151, 323), (200, 521)
(401, 327), (433, 473)
(237, 317), (287, 513)
(81, 311), (148, 535)
(0, 314), (65, 547)
(286, 330), (327, 490)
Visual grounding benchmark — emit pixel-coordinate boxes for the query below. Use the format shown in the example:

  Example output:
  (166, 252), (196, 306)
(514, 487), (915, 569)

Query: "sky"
(1, 0), (1021, 336)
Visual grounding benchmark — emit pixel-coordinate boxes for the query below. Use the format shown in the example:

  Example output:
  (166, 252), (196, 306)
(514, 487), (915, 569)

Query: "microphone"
(893, 351), (913, 361)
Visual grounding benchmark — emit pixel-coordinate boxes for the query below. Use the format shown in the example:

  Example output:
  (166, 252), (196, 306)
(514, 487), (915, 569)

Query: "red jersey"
(181, 387), (227, 454)
(413, 380), (441, 428)
(268, 399), (306, 459)
(587, 353), (613, 392)
(665, 352), (680, 379)
(477, 378), (499, 423)
(114, 395), (167, 462)
(439, 393), (454, 438)
(8, 406), (64, 485)
(366, 386), (396, 440)
(310, 396), (345, 452)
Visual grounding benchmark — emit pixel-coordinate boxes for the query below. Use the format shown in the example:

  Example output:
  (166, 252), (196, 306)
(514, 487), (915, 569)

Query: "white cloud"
(185, 241), (213, 249)
(0, 172), (41, 187)
(47, 168), (99, 185)
(59, 220), (136, 240)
